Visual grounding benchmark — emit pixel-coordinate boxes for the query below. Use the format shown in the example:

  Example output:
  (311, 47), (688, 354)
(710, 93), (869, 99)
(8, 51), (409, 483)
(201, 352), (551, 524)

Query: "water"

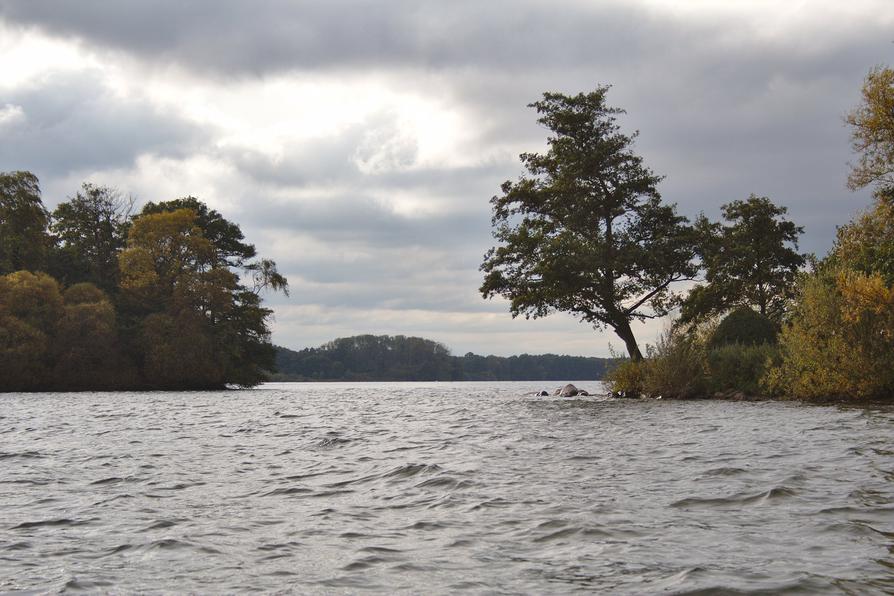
(1, 382), (892, 594)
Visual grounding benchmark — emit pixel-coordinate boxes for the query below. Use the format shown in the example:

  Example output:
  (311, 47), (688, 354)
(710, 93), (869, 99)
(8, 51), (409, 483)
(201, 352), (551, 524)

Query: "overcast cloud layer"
(1, 1), (891, 356)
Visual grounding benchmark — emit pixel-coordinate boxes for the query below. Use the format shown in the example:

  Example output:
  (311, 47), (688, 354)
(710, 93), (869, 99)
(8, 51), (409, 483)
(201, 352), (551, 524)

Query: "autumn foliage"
(0, 172), (287, 391)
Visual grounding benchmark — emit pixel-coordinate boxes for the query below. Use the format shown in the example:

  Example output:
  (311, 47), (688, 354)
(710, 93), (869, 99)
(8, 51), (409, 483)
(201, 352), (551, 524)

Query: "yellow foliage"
(765, 270), (894, 400)
(0, 270), (63, 334)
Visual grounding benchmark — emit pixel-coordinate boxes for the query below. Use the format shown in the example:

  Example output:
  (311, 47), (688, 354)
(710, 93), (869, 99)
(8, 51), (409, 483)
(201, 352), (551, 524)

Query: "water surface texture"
(2, 382), (892, 594)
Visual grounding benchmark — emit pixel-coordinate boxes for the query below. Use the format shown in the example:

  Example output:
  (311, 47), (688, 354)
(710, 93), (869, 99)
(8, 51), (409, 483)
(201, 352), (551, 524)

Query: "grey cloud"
(0, 71), (206, 183)
(0, 1), (678, 76)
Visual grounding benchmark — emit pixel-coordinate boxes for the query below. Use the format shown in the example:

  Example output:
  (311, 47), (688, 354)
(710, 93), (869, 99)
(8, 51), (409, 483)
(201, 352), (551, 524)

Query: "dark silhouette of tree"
(480, 87), (696, 360)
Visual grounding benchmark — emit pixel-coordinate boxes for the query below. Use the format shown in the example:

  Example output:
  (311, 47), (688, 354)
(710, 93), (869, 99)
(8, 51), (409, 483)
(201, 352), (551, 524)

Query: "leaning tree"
(480, 87), (697, 360)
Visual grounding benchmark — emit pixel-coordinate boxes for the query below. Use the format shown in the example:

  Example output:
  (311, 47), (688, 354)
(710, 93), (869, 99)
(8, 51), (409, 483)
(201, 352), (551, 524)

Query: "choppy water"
(1, 382), (892, 594)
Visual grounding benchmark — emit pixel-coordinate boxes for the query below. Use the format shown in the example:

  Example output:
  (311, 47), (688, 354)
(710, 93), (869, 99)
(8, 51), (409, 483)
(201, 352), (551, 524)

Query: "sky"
(1, 0), (891, 357)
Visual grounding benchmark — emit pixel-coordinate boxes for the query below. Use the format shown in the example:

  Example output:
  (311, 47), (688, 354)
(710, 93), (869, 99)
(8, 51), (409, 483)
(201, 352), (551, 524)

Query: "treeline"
(273, 334), (616, 381)
(0, 172), (287, 391)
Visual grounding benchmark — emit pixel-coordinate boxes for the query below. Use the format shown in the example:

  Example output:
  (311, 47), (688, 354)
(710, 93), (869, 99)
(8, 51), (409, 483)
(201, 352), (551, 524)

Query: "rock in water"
(558, 384), (579, 397)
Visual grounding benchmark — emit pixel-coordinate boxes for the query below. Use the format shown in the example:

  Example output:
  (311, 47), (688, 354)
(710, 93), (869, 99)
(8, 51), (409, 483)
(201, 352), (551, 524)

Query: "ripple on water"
(0, 382), (891, 594)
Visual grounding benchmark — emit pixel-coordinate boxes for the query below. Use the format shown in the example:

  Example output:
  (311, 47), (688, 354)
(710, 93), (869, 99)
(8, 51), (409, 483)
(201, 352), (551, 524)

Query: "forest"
(0, 175), (288, 391)
(273, 335), (616, 381)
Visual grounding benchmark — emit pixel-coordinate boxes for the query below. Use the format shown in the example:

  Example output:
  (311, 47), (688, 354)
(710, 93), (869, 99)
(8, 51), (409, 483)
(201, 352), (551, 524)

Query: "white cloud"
(0, 103), (24, 126)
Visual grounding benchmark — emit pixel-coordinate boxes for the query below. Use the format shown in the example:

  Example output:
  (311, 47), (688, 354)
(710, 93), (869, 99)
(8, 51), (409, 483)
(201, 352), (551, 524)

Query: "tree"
(831, 190), (894, 284)
(846, 65), (894, 191)
(680, 195), (805, 324)
(765, 268), (894, 400)
(480, 87), (697, 360)
(0, 171), (52, 274)
(0, 271), (64, 390)
(119, 205), (287, 387)
(140, 197), (288, 296)
(140, 197), (256, 268)
(50, 183), (133, 291)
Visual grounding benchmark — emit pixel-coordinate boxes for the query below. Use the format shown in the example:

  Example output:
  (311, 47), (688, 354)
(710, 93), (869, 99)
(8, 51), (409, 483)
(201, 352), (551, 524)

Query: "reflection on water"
(1, 382), (892, 594)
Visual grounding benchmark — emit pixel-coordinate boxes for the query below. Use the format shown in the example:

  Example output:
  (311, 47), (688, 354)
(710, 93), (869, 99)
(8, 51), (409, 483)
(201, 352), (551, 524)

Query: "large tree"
(119, 204), (288, 387)
(846, 65), (894, 192)
(140, 197), (288, 295)
(50, 183), (133, 291)
(0, 171), (51, 275)
(480, 87), (697, 360)
(680, 195), (805, 324)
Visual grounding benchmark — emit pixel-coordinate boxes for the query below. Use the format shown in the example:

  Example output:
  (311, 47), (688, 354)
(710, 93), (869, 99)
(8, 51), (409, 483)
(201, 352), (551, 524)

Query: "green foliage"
(830, 192), (894, 284)
(682, 195), (804, 324)
(481, 87), (697, 360)
(606, 327), (708, 398)
(643, 328), (709, 398)
(141, 312), (224, 389)
(706, 343), (778, 395)
(0, 171), (51, 275)
(50, 183), (131, 291)
(605, 359), (646, 395)
(709, 307), (778, 348)
(847, 65), (894, 191)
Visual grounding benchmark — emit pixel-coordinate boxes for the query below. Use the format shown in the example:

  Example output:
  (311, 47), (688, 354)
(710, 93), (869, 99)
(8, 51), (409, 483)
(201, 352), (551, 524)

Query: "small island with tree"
(0, 180), (288, 391)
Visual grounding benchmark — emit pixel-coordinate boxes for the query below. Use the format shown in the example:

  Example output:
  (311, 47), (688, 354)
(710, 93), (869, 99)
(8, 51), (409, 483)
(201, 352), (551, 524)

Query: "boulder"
(532, 390), (549, 396)
(556, 383), (580, 397)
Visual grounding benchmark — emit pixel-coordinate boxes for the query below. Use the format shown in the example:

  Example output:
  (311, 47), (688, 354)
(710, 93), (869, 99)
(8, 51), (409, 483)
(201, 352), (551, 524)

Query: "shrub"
(642, 327), (709, 398)
(706, 343), (778, 395)
(606, 327), (710, 398)
(605, 359), (646, 395)
(764, 269), (894, 400)
(709, 306), (778, 348)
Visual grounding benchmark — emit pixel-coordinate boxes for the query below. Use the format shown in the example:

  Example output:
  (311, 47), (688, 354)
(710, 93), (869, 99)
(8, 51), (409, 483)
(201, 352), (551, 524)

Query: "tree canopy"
(50, 183), (132, 291)
(481, 87), (696, 360)
(681, 195), (805, 324)
(847, 65), (894, 192)
(0, 171), (51, 275)
(0, 172), (288, 391)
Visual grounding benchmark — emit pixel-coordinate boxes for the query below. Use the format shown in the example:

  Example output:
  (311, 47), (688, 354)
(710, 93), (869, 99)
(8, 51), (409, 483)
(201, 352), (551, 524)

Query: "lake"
(1, 382), (892, 594)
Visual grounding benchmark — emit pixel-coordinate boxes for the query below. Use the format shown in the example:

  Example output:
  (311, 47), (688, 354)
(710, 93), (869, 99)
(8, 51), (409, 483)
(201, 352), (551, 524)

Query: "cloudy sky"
(1, 1), (891, 356)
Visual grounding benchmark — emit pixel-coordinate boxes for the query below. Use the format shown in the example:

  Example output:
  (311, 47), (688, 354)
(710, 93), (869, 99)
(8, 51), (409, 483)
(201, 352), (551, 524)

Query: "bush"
(641, 327), (709, 398)
(606, 327), (710, 398)
(706, 343), (778, 395)
(709, 307), (778, 348)
(605, 359), (646, 395)
(765, 269), (894, 400)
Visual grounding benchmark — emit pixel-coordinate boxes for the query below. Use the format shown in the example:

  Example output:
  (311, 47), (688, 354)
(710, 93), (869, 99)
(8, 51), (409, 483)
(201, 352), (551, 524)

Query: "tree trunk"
(612, 319), (643, 361)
